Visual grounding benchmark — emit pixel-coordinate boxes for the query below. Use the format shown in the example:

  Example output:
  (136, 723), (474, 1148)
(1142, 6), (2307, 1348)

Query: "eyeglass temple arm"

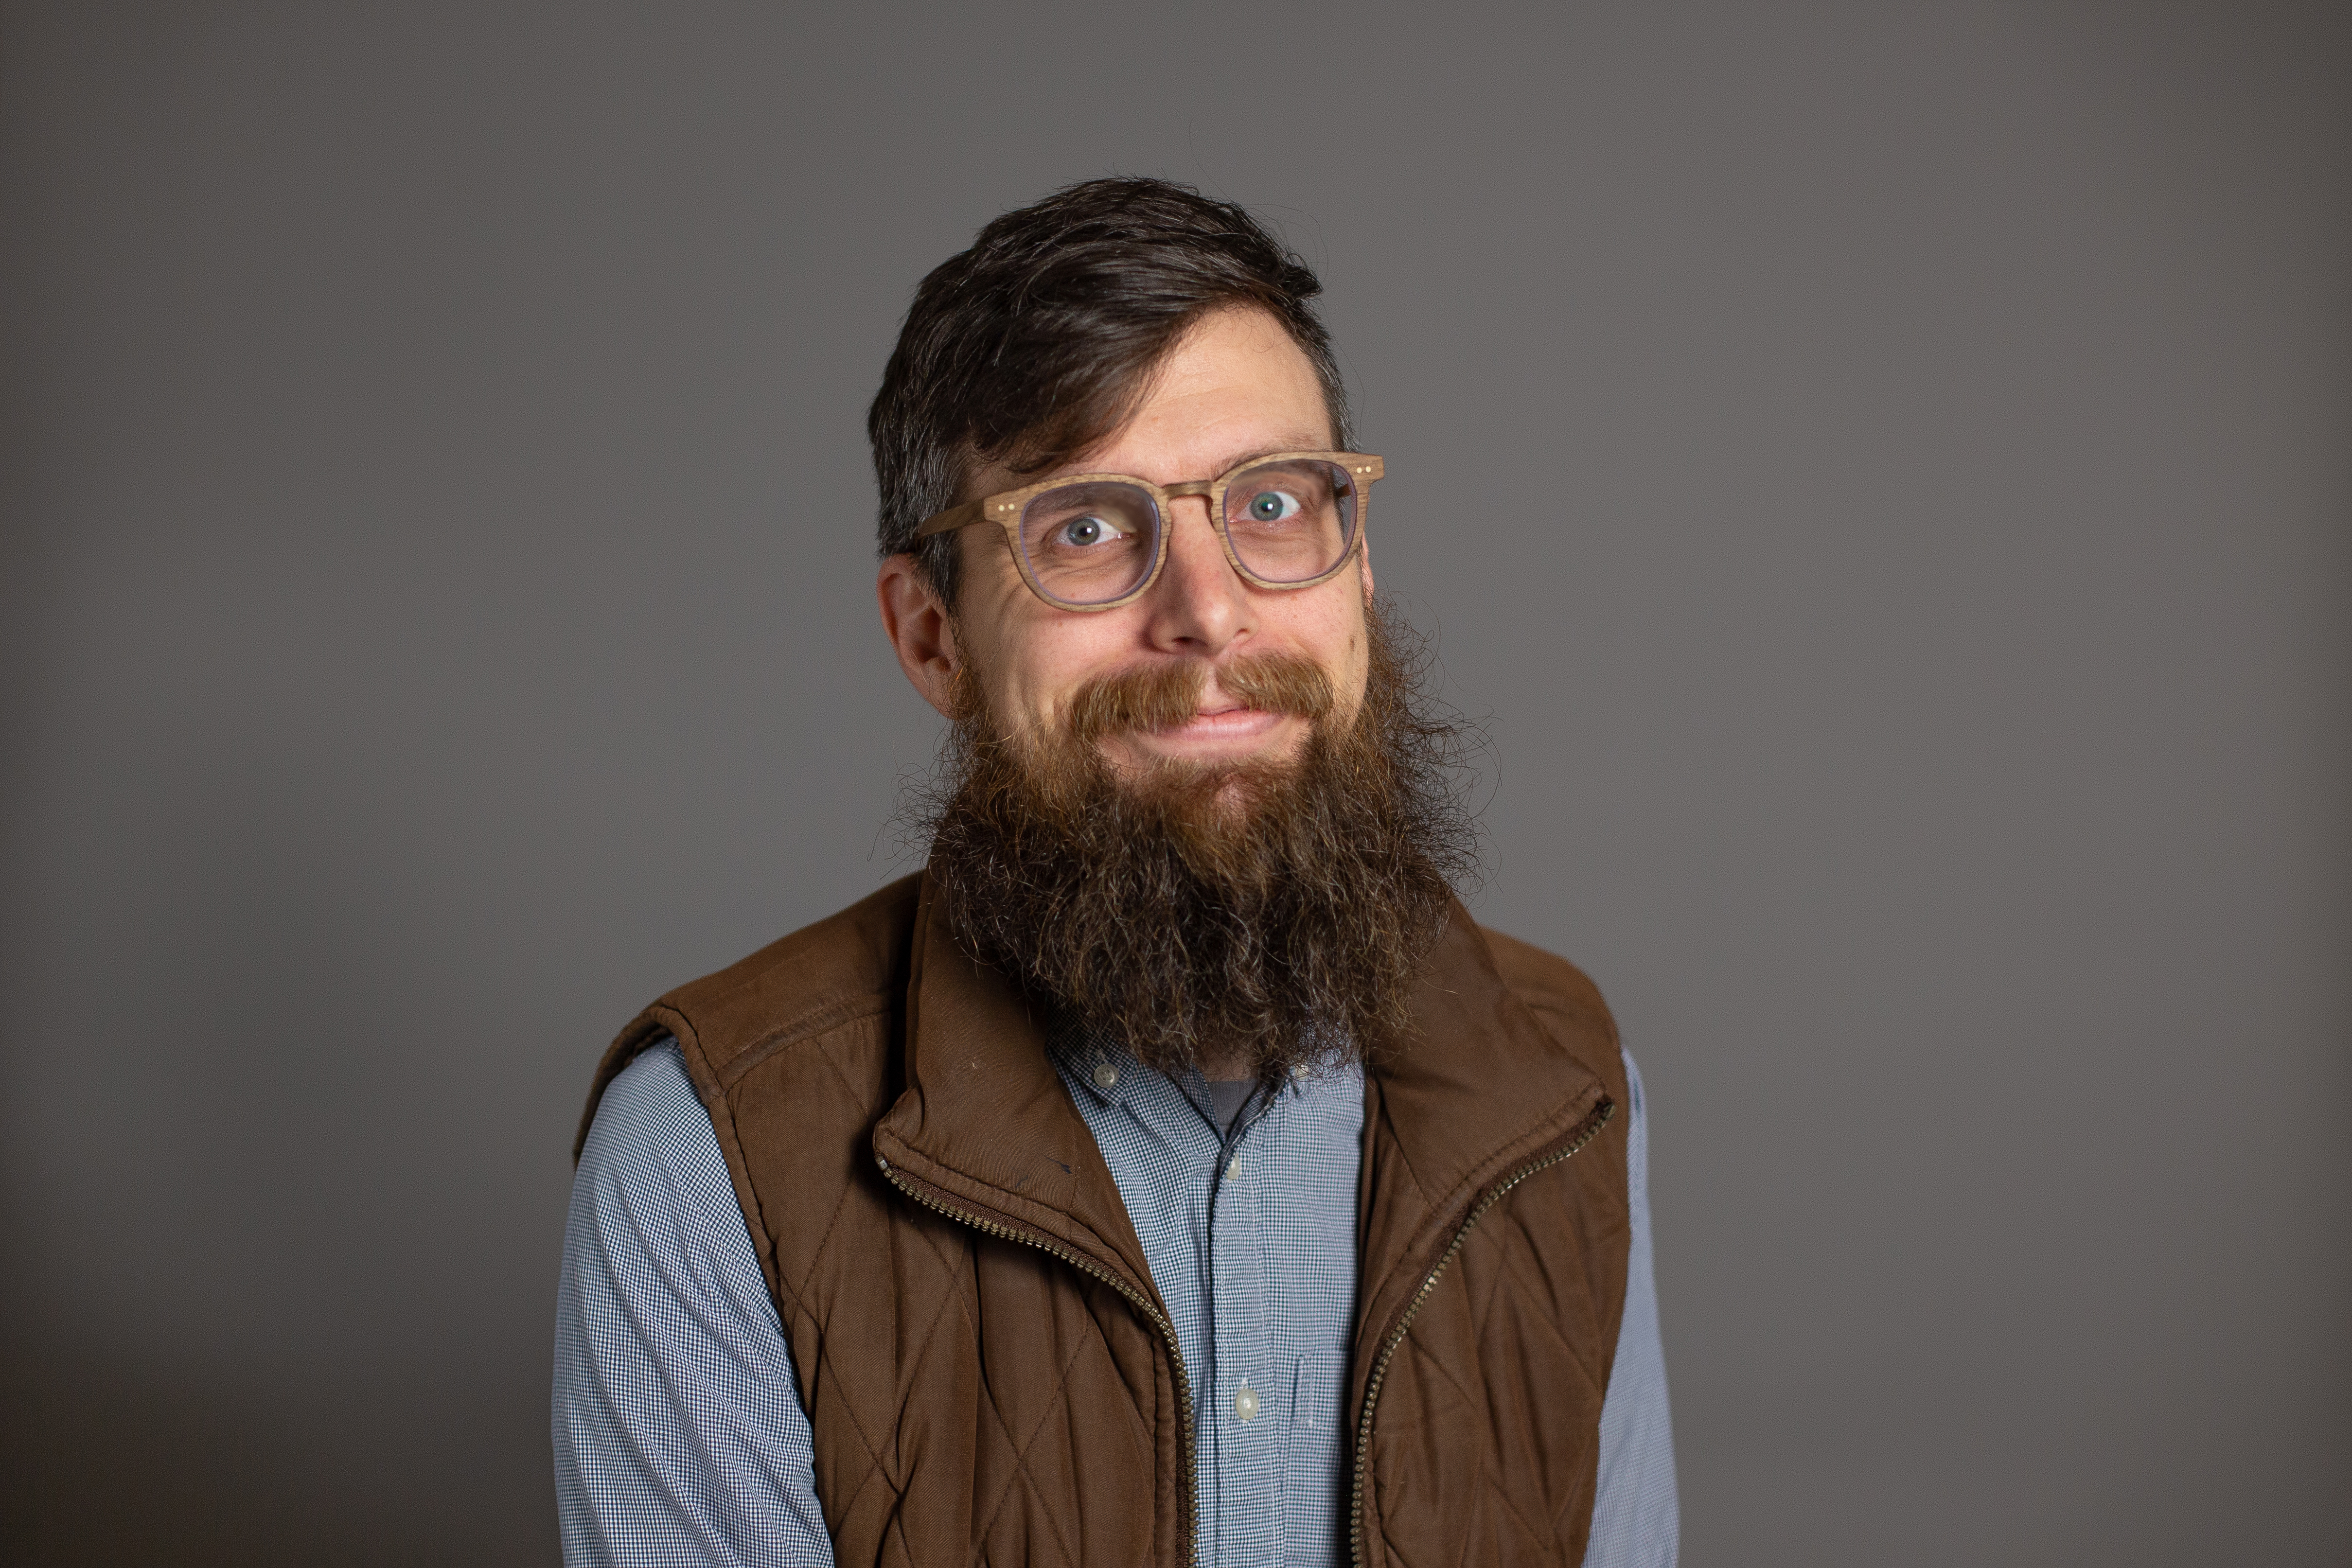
(915, 499), (987, 539)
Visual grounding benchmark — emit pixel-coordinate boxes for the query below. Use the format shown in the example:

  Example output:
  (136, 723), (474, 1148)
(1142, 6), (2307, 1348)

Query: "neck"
(1194, 1046), (1253, 1083)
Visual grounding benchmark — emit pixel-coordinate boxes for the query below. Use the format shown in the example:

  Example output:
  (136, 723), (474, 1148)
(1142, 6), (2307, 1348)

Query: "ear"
(1357, 531), (1376, 602)
(877, 554), (960, 719)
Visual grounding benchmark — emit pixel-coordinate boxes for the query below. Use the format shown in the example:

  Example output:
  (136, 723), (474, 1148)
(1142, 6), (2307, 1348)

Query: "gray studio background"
(4, 3), (2346, 1563)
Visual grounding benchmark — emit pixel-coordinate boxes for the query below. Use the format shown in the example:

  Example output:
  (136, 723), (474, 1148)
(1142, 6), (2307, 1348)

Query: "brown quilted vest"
(577, 870), (1631, 1567)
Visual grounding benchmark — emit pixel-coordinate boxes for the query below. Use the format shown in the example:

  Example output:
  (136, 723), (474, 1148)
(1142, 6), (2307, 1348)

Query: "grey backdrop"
(3, 3), (2346, 1563)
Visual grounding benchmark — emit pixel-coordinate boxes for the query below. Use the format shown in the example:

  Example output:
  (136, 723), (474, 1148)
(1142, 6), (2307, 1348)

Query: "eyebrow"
(1210, 436), (1337, 474)
(1061, 435), (1338, 484)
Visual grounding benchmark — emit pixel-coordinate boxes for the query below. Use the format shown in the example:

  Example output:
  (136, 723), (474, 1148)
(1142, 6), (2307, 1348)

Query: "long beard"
(915, 602), (1480, 1089)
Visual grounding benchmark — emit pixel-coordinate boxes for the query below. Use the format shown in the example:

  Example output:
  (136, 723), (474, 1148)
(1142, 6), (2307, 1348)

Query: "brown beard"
(915, 602), (1480, 1089)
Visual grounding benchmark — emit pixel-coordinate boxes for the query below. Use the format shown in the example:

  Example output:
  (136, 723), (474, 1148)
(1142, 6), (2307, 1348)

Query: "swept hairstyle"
(867, 177), (1352, 606)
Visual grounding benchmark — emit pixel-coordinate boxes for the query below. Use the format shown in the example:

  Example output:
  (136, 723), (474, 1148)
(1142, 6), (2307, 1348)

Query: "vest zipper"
(1347, 1096), (1615, 1568)
(874, 1153), (1201, 1568)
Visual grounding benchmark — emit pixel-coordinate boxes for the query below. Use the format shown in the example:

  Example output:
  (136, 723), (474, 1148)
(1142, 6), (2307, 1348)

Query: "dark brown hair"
(867, 177), (1352, 605)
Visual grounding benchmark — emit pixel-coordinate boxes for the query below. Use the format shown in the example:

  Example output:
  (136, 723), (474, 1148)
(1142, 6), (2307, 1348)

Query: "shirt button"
(1234, 1381), (1259, 1423)
(1093, 1062), (1118, 1091)
(1225, 1156), (1243, 1181)
(1292, 1062), (1310, 1079)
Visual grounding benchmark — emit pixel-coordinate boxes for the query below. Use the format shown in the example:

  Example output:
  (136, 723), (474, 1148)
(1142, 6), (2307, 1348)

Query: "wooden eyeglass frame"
(914, 450), (1385, 612)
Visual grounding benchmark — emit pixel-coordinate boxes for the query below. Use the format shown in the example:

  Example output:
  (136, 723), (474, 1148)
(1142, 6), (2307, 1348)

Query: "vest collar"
(869, 872), (1167, 1307)
(870, 869), (1612, 1328)
(1351, 900), (1615, 1342)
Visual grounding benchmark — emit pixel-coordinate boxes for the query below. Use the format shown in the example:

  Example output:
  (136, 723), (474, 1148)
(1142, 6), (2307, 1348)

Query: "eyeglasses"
(917, 451), (1384, 612)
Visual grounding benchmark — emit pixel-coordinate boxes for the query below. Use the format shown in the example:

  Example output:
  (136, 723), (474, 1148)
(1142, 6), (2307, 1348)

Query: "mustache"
(1063, 653), (1335, 744)
(915, 600), (1483, 1084)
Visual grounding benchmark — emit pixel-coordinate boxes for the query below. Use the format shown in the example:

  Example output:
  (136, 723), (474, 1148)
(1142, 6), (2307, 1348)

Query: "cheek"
(983, 616), (1143, 732)
(1288, 591), (1372, 695)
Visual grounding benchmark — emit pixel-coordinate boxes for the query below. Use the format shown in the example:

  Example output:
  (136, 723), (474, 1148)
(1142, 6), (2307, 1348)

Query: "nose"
(1140, 494), (1255, 657)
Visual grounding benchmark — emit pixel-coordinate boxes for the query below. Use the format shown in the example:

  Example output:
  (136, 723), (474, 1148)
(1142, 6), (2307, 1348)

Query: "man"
(554, 178), (1677, 1567)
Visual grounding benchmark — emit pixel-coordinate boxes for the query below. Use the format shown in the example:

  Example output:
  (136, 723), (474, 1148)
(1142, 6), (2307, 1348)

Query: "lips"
(1065, 653), (1332, 744)
(1142, 705), (1288, 750)
(1179, 696), (1256, 724)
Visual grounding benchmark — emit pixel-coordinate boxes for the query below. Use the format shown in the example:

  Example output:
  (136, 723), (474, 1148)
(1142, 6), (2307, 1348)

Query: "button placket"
(1050, 1042), (1356, 1568)
(1207, 1098), (1286, 1568)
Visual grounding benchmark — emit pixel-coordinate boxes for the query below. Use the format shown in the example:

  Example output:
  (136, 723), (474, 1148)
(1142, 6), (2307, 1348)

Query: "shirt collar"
(1049, 1012), (1345, 1135)
(1046, 1013), (1143, 1112)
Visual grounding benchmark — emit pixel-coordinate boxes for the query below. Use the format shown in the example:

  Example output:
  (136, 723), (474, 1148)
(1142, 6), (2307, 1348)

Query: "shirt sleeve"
(552, 1042), (836, 1568)
(1584, 1046), (1681, 1567)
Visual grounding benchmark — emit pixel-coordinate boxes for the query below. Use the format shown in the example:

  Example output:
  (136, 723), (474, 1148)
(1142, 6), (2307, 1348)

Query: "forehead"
(1067, 305), (1335, 484)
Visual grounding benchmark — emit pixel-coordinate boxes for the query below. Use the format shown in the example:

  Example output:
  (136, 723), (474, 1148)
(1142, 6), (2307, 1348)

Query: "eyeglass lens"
(1221, 459), (1358, 584)
(1015, 461), (1359, 606)
(1017, 482), (1161, 605)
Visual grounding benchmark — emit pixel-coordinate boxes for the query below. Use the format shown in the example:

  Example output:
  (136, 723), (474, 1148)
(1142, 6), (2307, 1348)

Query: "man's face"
(883, 305), (1373, 775)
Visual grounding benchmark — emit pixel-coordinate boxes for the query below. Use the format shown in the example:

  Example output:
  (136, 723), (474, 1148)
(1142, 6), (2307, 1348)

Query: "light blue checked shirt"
(555, 1032), (1677, 1566)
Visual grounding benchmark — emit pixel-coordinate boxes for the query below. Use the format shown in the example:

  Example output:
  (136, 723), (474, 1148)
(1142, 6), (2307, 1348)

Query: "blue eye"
(1245, 490), (1302, 523)
(1060, 515), (1118, 546)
